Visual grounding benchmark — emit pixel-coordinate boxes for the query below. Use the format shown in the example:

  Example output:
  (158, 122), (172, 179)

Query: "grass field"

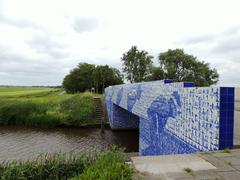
(0, 87), (56, 97)
(0, 87), (98, 128)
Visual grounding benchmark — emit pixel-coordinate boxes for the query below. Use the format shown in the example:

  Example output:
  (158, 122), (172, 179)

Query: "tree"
(121, 46), (153, 83)
(63, 63), (95, 93)
(92, 65), (123, 93)
(158, 49), (219, 86)
(63, 63), (123, 93)
(145, 66), (164, 81)
(110, 67), (124, 85)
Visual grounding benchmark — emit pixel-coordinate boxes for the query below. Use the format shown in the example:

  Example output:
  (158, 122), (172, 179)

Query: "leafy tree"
(121, 46), (153, 83)
(63, 63), (123, 93)
(93, 65), (123, 93)
(63, 63), (95, 93)
(158, 49), (219, 86)
(145, 66), (164, 81)
(62, 74), (77, 93)
(110, 67), (124, 85)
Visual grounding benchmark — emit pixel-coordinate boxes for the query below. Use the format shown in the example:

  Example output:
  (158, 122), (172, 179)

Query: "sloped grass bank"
(0, 148), (132, 180)
(0, 91), (97, 128)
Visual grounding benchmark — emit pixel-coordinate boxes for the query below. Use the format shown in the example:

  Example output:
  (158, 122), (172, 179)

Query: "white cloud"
(73, 17), (100, 33)
(177, 24), (240, 86)
(0, 0), (240, 86)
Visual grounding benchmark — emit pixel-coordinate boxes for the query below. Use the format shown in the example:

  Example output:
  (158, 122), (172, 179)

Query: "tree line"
(63, 63), (123, 93)
(63, 47), (219, 93)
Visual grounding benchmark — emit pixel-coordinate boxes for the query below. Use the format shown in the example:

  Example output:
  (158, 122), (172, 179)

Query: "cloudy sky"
(0, 0), (240, 86)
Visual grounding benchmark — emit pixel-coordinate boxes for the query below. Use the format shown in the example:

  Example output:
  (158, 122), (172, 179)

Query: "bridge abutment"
(105, 80), (236, 156)
(111, 104), (139, 130)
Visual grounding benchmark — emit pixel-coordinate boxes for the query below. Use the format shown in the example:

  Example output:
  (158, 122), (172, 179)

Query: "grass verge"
(0, 148), (132, 180)
(222, 148), (231, 153)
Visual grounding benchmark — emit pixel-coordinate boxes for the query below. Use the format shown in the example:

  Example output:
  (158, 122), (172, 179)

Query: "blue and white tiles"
(105, 80), (235, 155)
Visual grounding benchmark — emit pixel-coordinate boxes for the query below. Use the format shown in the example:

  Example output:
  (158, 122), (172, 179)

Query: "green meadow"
(0, 87), (98, 128)
(0, 87), (55, 97)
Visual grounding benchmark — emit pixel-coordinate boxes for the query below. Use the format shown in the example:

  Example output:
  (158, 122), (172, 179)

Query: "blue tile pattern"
(183, 82), (195, 87)
(219, 87), (235, 149)
(111, 104), (139, 129)
(105, 80), (235, 155)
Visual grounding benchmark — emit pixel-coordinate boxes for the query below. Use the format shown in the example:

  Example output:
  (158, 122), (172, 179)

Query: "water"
(0, 126), (139, 161)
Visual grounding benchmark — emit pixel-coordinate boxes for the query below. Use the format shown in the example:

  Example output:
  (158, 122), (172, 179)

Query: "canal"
(0, 126), (139, 161)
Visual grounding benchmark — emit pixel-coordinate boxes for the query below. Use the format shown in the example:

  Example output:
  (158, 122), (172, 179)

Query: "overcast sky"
(0, 0), (240, 86)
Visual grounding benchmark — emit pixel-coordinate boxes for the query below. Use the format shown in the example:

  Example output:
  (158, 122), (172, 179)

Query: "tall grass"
(71, 147), (132, 180)
(0, 148), (132, 180)
(60, 93), (96, 125)
(0, 91), (97, 128)
(0, 153), (86, 180)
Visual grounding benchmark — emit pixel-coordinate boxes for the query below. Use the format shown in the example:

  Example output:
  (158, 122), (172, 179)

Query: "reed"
(0, 153), (86, 180)
(0, 148), (132, 180)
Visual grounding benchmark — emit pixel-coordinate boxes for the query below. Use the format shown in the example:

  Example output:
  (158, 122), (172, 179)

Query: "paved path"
(131, 149), (240, 180)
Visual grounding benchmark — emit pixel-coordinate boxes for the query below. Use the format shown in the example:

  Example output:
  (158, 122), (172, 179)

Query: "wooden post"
(101, 95), (105, 133)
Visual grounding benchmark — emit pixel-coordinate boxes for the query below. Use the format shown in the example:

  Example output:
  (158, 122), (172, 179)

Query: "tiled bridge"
(105, 80), (236, 156)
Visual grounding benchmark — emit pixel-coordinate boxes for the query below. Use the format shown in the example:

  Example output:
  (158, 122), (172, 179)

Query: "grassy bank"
(0, 148), (132, 180)
(0, 87), (99, 128)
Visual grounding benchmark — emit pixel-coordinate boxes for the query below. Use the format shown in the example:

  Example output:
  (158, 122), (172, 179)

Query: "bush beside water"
(71, 148), (132, 180)
(0, 148), (132, 180)
(60, 93), (96, 125)
(0, 91), (97, 128)
(0, 154), (86, 180)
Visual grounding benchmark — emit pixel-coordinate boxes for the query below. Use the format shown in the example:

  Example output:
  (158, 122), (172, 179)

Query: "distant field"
(0, 87), (57, 97)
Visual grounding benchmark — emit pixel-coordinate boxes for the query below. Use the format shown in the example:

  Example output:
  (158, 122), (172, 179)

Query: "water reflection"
(0, 126), (139, 161)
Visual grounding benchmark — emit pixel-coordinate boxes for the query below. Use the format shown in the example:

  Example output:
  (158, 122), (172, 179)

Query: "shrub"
(60, 92), (96, 125)
(71, 147), (132, 180)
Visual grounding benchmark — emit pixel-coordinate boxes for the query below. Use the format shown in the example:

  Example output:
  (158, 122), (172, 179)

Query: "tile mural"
(105, 80), (235, 155)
